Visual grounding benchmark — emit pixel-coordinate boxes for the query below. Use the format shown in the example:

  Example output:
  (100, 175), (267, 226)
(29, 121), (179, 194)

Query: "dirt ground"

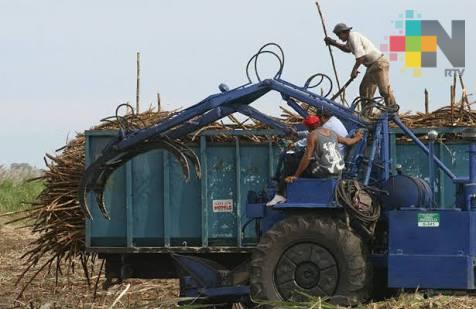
(4, 218), (476, 309)
(0, 219), (179, 308)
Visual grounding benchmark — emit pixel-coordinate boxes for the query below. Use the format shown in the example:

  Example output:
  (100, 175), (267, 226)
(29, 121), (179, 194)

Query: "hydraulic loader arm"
(78, 44), (370, 220)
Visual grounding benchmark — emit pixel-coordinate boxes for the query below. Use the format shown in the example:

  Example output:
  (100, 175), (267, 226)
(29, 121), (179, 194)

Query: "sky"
(0, 0), (474, 168)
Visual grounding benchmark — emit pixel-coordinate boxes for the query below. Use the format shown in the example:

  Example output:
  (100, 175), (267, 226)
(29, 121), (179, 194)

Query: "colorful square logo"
(405, 36), (421, 52)
(405, 20), (421, 36)
(383, 10), (437, 75)
(381, 10), (465, 76)
(389, 36), (405, 51)
(405, 52), (421, 68)
(421, 36), (437, 52)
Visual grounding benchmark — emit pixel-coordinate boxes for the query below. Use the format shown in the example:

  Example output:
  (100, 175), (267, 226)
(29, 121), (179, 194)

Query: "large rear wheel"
(250, 214), (370, 306)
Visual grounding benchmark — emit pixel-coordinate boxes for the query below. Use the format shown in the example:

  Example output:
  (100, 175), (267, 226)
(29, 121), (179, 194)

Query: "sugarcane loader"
(80, 44), (476, 306)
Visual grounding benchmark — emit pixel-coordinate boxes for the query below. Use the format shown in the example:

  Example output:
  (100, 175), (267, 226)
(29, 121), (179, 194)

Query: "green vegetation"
(0, 180), (43, 213)
(0, 163), (43, 214)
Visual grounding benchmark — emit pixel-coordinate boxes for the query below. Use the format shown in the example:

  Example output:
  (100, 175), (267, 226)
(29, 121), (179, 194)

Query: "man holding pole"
(324, 23), (396, 109)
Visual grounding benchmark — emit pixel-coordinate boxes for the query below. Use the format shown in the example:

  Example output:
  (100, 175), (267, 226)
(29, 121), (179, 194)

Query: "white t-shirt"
(323, 116), (348, 156)
(345, 31), (382, 66)
(295, 116), (349, 156)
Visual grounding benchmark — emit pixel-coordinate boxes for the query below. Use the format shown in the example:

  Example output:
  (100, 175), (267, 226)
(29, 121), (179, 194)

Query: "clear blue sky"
(1, 0), (474, 167)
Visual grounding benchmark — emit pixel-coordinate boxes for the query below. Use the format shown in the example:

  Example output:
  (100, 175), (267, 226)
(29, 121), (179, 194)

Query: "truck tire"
(250, 214), (370, 306)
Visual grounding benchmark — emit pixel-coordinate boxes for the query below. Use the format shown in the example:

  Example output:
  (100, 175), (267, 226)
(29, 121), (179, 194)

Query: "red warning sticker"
(212, 199), (233, 213)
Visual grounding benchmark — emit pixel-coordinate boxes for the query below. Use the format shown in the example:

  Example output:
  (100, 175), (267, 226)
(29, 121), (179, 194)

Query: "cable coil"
(351, 96), (400, 118)
(245, 43), (336, 100)
(245, 43), (285, 83)
(335, 179), (381, 237)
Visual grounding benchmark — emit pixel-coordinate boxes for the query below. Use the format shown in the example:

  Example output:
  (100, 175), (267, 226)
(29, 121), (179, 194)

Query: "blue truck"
(81, 44), (476, 306)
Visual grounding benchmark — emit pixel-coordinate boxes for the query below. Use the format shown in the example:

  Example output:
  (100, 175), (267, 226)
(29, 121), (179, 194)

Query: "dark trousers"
(276, 150), (340, 196)
(276, 151), (322, 195)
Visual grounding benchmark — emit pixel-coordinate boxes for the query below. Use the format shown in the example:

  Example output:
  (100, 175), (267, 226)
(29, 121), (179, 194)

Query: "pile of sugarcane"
(397, 100), (475, 128)
(283, 101), (476, 128)
(4, 107), (301, 297)
(2, 110), (173, 297)
(6, 93), (476, 297)
(397, 73), (474, 128)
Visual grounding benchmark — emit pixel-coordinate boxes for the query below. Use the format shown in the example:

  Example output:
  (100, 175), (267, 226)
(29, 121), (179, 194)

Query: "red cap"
(303, 115), (320, 127)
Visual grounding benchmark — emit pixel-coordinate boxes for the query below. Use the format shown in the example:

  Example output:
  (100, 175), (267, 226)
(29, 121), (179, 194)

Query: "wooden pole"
(453, 72), (457, 101)
(453, 72), (459, 117)
(136, 52), (141, 114)
(450, 83), (455, 124)
(314, 1), (346, 105)
(458, 72), (471, 111)
(331, 76), (355, 101)
(458, 72), (465, 89)
(157, 92), (161, 112)
(424, 88), (429, 114)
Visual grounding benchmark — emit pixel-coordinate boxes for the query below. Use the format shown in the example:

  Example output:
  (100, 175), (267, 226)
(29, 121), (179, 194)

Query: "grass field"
(0, 164), (43, 214)
(0, 180), (43, 213)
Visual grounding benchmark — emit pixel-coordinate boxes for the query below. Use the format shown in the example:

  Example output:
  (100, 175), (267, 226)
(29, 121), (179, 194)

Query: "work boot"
(266, 194), (286, 207)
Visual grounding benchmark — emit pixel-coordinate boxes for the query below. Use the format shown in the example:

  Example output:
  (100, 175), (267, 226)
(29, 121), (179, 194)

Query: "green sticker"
(417, 213), (440, 227)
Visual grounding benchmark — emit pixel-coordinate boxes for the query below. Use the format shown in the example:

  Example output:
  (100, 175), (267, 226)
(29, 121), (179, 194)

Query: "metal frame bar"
(389, 127), (468, 135)
(269, 79), (367, 128)
(438, 142), (445, 207)
(382, 115), (390, 181)
(284, 97), (308, 118)
(84, 126), (469, 137)
(108, 78), (369, 155)
(393, 116), (456, 180)
(126, 161), (134, 247)
(200, 136), (209, 247)
(234, 105), (291, 133)
(163, 152), (171, 247)
(428, 139), (436, 206)
(200, 129), (283, 136)
(85, 246), (253, 254)
(167, 106), (237, 139)
(235, 138), (242, 247)
(364, 121), (382, 185)
(118, 83), (271, 149)
(390, 132), (397, 175)
(268, 140), (274, 178)
(85, 136), (92, 248)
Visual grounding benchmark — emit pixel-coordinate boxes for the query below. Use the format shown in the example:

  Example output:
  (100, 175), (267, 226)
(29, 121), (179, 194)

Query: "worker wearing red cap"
(303, 114), (319, 127)
(267, 114), (363, 206)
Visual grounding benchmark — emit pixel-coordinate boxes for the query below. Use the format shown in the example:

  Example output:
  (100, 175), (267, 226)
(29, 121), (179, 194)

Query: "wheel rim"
(274, 242), (338, 300)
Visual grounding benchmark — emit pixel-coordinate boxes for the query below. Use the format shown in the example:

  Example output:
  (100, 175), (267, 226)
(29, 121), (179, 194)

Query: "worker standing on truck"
(267, 115), (363, 206)
(324, 23), (396, 110)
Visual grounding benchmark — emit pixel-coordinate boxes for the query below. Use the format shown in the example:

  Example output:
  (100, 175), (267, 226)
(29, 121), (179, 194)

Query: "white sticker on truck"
(212, 199), (233, 213)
